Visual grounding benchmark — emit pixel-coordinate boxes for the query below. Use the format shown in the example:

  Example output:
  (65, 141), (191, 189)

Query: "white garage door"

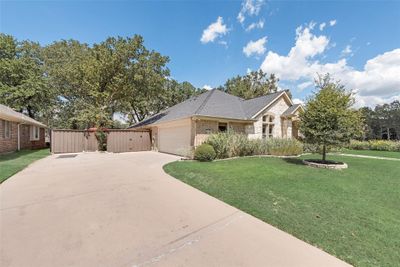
(158, 123), (191, 156)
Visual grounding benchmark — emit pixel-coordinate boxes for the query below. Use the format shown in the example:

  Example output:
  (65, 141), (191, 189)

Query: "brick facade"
(0, 121), (18, 153)
(0, 119), (46, 154)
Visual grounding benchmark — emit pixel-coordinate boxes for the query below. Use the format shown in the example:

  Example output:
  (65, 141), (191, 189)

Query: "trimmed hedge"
(205, 131), (303, 159)
(194, 144), (216, 161)
(348, 140), (400, 152)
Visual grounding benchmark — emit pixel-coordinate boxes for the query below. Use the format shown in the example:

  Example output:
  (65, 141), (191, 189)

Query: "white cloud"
(260, 22), (400, 107)
(341, 45), (353, 57)
(203, 85), (213, 90)
(237, 0), (265, 24)
(246, 19), (265, 31)
(260, 23), (330, 80)
(329, 20), (337, 26)
(319, 22), (326, 31)
(218, 40), (228, 48)
(200, 17), (229, 44)
(243, 36), (267, 57)
(292, 98), (304, 105)
(297, 81), (313, 91)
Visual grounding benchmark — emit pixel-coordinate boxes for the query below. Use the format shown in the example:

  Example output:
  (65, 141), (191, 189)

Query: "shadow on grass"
(0, 149), (46, 163)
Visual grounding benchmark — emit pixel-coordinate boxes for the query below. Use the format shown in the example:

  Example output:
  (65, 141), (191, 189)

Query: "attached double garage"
(152, 118), (194, 157)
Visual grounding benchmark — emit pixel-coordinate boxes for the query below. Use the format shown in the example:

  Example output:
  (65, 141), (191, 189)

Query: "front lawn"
(164, 154), (400, 267)
(0, 149), (50, 183)
(336, 149), (400, 159)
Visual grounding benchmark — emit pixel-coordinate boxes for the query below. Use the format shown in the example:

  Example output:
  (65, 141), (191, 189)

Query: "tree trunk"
(387, 127), (390, 140)
(322, 144), (326, 162)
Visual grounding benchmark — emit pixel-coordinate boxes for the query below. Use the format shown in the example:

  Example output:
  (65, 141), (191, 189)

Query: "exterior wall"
(0, 121), (46, 153)
(20, 125), (46, 150)
(194, 119), (248, 147)
(0, 120), (18, 153)
(248, 96), (292, 139)
(194, 120), (218, 147)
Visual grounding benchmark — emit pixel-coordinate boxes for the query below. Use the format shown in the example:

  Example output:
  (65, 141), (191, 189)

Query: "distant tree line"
(0, 34), (280, 129)
(360, 101), (400, 140)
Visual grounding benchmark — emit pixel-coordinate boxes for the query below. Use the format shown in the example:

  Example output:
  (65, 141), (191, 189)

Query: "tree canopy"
(360, 101), (400, 140)
(0, 34), (202, 129)
(300, 74), (364, 161)
(219, 70), (279, 99)
(0, 34), (56, 122)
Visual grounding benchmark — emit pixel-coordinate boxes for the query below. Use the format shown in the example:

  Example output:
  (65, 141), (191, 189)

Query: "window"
(262, 125), (267, 139)
(262, 124), (274, 138)
(218, 122), (227, 132)
(261, 114), (274, 138)
(262, 115), (274, 123)
(30, 125), (40, 141)
(2, 120), (11, 139)
(268, 124), (274, 137)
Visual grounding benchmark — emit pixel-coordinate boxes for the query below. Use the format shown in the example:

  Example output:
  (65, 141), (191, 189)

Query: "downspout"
(17, 123), (20, 151)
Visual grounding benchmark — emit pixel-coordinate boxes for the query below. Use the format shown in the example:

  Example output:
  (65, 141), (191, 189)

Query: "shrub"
(348, 140), (400, 152)
(205, 131), (303, 159)
(194, 144), (216, 161)
(95, 130), (107, 151)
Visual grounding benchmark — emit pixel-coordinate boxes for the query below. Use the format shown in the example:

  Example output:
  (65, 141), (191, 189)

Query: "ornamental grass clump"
(266, 138), (303, 156)
(205, 131), (303, 159)
(205, 130), (254, 158)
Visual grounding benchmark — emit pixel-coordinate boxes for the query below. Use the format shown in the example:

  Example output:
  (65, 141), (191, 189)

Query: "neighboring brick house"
(0, 104), (47, 154)
(130, 89), (303, 156)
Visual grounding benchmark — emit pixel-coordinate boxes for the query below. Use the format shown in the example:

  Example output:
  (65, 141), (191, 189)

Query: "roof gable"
(282, 104), (303, 116)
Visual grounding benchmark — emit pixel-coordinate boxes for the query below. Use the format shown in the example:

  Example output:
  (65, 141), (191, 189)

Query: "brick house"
(130, 89), (303, 156)
(0, 104), (47, 154)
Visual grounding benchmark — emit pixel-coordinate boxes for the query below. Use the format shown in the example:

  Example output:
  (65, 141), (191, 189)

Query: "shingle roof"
(0, 104), (47, 128)
(241, 91), (285, 118)
(282, 104), (302, 116)
(131, 89), (293, 128)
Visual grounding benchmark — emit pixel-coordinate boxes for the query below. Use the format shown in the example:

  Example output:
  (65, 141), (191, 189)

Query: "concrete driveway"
(1, 152), (350, 267)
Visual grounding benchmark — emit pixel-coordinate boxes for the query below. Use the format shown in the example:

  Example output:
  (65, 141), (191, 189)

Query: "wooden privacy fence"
(51, 129), (151, 153)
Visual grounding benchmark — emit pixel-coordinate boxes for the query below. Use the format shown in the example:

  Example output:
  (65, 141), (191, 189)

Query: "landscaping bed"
(164, 153), (400, 267)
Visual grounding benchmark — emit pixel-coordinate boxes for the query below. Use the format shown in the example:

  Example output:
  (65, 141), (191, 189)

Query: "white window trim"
(3, 120), (11, 139)
(30, 125), (40, 141)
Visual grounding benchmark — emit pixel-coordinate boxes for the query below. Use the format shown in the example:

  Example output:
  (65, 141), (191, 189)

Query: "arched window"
(262, 114), (275, 138)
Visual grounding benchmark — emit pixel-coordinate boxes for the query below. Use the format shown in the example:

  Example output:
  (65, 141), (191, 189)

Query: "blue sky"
(1, 0), (399, 106)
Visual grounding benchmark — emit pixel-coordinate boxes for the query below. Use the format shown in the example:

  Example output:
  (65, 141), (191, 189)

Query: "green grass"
(336, 149), (400, 159)
(0, 149), (50, 183)
(164, 154), (400, 267)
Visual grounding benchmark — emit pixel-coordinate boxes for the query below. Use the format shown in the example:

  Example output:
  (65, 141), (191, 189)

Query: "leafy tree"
(43, 35), (170, 128)
(221, 70), (279, 99)
(0, 33), (55, 121)
(300, 74), (364, 162)
(361, 101), (400, 140)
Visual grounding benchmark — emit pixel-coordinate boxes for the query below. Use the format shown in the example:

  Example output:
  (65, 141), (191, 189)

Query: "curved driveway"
(1, 152), (350, 267)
